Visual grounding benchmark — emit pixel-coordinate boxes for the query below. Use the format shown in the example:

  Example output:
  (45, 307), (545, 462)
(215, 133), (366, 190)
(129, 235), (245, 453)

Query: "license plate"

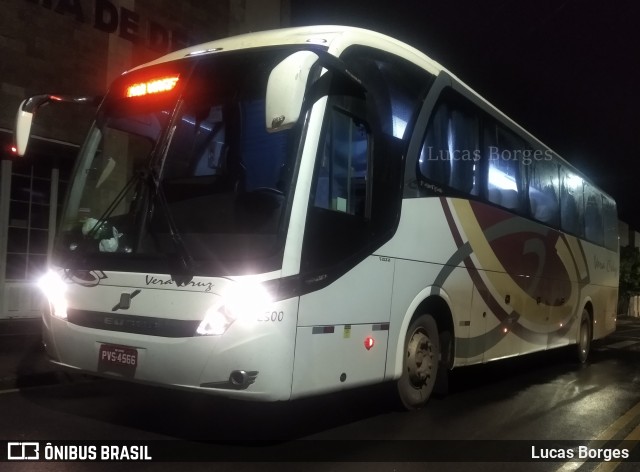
(98, 344), (138, 376)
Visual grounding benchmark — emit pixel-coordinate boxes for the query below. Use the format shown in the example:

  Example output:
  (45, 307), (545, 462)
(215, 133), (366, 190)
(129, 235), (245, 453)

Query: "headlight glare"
(224, 280), (272, 321)
(38, 270), (68, 319)
(196, 280), (273, 336)
(196, 306), (235, 336)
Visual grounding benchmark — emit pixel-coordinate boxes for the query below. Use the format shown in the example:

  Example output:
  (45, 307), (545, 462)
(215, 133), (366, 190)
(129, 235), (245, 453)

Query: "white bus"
(16, 26), (619, 409)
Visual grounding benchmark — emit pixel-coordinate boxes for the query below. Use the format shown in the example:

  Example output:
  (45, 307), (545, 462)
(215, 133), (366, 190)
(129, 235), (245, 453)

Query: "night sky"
(290, 0), (640, 229)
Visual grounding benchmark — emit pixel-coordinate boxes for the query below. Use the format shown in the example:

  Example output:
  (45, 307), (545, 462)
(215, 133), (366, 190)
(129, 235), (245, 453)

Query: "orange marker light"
(126, 76), (179, 98)
(364, 336), (375, 350)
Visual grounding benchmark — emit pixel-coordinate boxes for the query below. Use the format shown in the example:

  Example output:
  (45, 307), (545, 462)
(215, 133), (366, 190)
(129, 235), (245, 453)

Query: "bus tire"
(576, 309), (592, 364)
(434, 329), (452, 395)
(397, 314), (439, 410)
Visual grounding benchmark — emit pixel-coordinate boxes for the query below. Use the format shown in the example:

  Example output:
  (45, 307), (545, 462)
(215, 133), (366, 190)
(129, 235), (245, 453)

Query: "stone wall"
(0, 0), (289, 145)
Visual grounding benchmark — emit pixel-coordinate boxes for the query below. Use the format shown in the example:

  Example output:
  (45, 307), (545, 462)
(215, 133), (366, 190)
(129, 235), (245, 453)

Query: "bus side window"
(485, 124), (525, 212)
(559, 169), (584, 238)
(528, 157), (560, 227)
(302, 97), (373, 272)
(583, 183), (604, 246)
(418, 97), (481, 195)
(419, 103), (450, 186)
(602, 195), (618, 250)
(449, 109), (480, 195)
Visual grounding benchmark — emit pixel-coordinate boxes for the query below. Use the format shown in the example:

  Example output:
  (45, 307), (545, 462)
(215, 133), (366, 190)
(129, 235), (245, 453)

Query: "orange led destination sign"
(126, 76), (180, 98)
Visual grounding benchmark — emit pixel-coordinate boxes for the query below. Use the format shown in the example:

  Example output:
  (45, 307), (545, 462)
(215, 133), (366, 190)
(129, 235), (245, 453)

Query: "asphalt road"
(1, 318), (640, 471)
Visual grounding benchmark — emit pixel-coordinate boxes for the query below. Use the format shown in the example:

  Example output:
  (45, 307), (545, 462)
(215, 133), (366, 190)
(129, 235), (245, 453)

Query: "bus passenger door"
(290, 93), (399, 398)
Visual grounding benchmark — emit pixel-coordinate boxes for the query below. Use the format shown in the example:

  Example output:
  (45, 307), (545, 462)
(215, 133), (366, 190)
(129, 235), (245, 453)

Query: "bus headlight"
(38, 270), (68, 319)
(197, 306), (235, 336)
(196, 280), (272, 336)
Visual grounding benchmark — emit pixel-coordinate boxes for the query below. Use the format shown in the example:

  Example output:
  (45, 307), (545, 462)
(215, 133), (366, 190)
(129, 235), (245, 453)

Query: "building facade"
(618, 221), (639, 249)
(0, 0), (289, 318)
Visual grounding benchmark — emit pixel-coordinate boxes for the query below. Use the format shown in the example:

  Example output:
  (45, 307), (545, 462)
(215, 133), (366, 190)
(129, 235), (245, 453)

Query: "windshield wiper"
(144, 169), (196, 283)
(83, 171), (141, 241)
(65, 170), (140, 268)
(73, 168), (195, 283)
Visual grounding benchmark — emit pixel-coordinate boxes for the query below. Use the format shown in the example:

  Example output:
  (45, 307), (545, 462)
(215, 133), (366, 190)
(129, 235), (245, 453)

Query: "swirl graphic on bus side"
(439, 198), (589, 357)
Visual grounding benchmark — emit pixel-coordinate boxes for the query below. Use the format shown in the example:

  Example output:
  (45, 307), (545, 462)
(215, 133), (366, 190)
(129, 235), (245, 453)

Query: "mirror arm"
(312, 50), (364, 91)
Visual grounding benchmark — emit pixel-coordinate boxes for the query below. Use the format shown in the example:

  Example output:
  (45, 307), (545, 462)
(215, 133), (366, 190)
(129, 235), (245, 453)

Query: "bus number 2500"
(259, 311), (284, 322)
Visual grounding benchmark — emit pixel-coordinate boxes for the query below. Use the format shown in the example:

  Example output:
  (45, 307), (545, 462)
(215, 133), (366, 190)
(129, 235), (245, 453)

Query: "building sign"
(26, 0), (192, 53)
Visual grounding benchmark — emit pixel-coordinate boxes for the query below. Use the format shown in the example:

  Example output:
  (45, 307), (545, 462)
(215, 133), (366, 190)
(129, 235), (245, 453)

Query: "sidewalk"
(0, 317), (64, 391)
(0, 317), (41, 336)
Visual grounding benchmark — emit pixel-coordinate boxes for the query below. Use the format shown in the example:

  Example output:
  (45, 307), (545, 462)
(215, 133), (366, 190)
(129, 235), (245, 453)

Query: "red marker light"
(10, 146), (18, 154)
(364, 336), (375, 351)
(126, 76), (179, 98)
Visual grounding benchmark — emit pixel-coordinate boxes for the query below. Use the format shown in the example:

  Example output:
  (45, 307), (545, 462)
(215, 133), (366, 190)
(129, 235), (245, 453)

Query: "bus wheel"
(397, 314), (439, 410)
(576, 309), (592, 364)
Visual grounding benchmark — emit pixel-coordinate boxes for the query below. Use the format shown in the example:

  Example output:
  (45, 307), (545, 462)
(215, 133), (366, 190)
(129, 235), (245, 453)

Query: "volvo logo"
(103, 316), (160, 331)
(111, 290), (141, 311)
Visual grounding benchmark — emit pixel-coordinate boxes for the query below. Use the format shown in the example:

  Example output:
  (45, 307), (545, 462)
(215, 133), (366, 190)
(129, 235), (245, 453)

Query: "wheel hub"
(407, 330), (433, 387)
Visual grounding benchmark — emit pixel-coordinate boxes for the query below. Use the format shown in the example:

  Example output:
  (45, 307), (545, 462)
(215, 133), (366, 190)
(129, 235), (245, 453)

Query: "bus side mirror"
(14, 95), (101, 156)
(14, 96), (49, 156)
(265, 51), (318, 133)
(14, 101), (32, 156)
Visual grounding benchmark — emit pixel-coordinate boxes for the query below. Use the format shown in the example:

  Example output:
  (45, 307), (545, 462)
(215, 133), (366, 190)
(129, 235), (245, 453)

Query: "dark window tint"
(30, 203), (50, 229)
(411, 85), (617, 248)
(31, 178), (50, 204)
(485, 125), (525, 212)
(6, 255), (27, 280)
(559, 169), (584, 237)
(314, 107), (370, 217)
(10, 175), (31, 202)
(9, 202), (29, 228)
(419, 101), (481, 195)
(301, 47), (430, 274)
(29, 229), (49, 254)
(7, 228), (28, 253)
(602, 196), (618, 250)
(528, 158), (560, 226)
(583, 183), (604, 245)
(7, 163), (55, 280)
(341, 46), (432, 140)
(303, 96), (372, 271)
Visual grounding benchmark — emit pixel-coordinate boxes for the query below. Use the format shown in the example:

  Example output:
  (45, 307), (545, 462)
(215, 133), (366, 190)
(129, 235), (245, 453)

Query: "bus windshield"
(56, 48), (308, 276)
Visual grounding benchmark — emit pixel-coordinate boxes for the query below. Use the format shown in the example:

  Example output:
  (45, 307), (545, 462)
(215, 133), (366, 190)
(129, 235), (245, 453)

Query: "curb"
(0, 318), (41, 336)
